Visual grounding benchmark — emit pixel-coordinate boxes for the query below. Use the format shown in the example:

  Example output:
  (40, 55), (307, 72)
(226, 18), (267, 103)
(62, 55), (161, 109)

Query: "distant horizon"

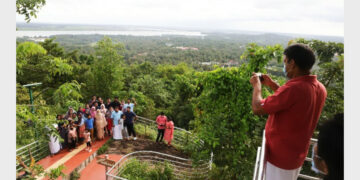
(16, 22), (344, 39)
(15, 0), (343, 37)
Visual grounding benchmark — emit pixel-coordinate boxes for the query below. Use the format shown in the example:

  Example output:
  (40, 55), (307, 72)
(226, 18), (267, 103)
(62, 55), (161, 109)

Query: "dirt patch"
(105, 135), (189, 159)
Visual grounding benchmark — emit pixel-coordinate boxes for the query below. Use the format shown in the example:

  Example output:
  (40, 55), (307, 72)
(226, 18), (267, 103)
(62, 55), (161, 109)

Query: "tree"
(53, 80), (83, 114)
(291, 38), (343, 64)
(190, 44), (283, 178)
(16, 0), (46, 22)
(16, 41), (47, 75)
(84, 37), (125, 99)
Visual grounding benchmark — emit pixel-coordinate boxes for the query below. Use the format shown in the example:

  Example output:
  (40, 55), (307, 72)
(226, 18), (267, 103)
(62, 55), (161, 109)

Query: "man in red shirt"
(250, 43), (327, 180)
(156, 112), (167, 143)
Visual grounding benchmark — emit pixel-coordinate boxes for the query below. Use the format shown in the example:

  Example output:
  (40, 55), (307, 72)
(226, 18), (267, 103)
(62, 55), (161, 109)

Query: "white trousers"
(265, 161), (301, 180)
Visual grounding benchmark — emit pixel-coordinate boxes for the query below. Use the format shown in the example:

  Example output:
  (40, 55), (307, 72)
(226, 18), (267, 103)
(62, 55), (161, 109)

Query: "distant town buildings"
(199, 60), (239, 67)
(175, 46), (199, 51)
(28, 37), (46, 42)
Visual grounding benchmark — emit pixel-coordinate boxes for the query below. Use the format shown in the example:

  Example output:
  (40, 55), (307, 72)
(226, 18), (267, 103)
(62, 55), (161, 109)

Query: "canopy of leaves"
(16, 0), (46, 22)
(189, 44), (283, 178)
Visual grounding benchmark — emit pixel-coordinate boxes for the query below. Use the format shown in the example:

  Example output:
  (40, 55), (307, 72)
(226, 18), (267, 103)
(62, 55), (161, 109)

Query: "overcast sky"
(16, 0), (344, 36)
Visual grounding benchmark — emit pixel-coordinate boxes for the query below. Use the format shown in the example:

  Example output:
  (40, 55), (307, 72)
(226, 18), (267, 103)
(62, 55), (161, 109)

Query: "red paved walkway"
(80, 154), (123, 180)
(37, 136), (111, 180)
(63, 137), (110, 175)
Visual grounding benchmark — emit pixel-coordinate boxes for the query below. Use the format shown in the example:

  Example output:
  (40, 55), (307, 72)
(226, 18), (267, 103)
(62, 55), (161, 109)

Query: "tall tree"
(84, 37), (125, 99)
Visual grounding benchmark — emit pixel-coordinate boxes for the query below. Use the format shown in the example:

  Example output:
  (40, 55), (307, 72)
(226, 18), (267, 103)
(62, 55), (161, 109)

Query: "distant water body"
(16, 30), (206, 37)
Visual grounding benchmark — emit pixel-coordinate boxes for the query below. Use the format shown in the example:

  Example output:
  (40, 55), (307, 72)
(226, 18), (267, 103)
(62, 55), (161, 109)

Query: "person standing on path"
(84, 113), (95, 143)
(250, 43), (327, 180)
(124, 106), (137, 140)
(111, 106), (123, 140)
(164, 117), (174, 147)
(95, 109), (107, 140)
(155, 112), (167, 143)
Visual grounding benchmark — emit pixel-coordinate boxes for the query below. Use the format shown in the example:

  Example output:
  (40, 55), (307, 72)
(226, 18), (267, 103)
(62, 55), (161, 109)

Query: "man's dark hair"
(317, 113), (343, 180)
(127, 106), (131, 109)
(115, 96), (119, 99)
(160, 112), (164, 115)
(283, 43), (316, 71)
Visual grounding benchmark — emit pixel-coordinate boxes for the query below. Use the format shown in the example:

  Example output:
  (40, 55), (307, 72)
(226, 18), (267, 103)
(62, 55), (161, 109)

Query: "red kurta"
(164, 121), (174, 143)
(261, 75), (327, 169)
(156, 115), (167, 129)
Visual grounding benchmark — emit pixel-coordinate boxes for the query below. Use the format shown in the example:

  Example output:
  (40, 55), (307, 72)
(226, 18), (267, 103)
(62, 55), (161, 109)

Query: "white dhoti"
(113, 125), (123, 140)
(49, 135), (61, 154)
(265, 161), (301, 180)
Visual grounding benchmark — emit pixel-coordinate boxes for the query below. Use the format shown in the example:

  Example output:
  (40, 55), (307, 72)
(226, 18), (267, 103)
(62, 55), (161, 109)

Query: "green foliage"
(84, 37), (125, 99)
(190, 44), (283, 178)
(291, 38), (343, 64)
(16, 41), (47, 75)
(45, 164), (66, 180)
(53, 80), (83, 114)
(16, 0), (46, 22)
(121, 159), (174, 180)
(128, 91), (156, 118)
(317, 56), (344, 122)
(70, 170), (81, 180)
(39, 38), (65, 57)
(97, 139), (113, 155)
(16, 106), (61, 147)
(16, 154), (45, 180)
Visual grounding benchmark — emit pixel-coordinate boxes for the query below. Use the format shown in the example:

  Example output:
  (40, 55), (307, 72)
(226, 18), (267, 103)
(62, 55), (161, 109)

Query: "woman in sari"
(164, 117), (174, 146)
(95, 109), (107, 140)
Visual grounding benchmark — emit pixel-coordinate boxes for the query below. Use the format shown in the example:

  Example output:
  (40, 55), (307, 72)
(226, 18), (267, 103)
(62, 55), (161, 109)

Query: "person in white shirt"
(123, 98), (136, 112)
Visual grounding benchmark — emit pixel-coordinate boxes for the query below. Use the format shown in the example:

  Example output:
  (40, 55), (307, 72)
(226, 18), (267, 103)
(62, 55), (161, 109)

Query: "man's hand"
(250, 72), (267, 115)
(250, 72), (261, 89)
(260, 74), (280, 92)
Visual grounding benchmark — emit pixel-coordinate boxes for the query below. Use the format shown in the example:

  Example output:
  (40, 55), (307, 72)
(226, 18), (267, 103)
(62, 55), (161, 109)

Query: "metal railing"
(16, 140), (50, 172)
(136, 116), (204, 149)
(252, 131), (321, 180)
(106, 116), (211, 180)
(106, 151), (212, 180)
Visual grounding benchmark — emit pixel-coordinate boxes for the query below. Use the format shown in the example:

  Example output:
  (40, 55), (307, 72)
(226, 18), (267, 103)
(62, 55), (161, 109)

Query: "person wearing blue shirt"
(111, 106), (123, 126)
(84, 113), (94, 142)
(124, 106), (137, 140)
(111, 106), (123, 140)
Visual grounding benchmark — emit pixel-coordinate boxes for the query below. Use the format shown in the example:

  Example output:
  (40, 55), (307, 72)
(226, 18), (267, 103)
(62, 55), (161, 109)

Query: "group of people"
(47, 94), (177, 156)
(250, 43), (343, 180)
(51, 96), (138, 153)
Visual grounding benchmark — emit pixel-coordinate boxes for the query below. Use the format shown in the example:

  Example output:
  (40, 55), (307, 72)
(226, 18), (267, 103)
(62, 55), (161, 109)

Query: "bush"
(121, 158), (174, 180)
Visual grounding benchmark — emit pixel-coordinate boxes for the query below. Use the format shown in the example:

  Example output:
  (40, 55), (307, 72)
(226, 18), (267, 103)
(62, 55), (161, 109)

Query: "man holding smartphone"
(250, 44), (327, 180)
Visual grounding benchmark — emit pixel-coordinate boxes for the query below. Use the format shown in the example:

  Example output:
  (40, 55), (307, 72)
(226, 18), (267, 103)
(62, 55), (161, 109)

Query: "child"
(68, 126), (77, 151)
(84, 113), (94, 142)
(105, 106), (114, 136)
(84, 129), (92, 152)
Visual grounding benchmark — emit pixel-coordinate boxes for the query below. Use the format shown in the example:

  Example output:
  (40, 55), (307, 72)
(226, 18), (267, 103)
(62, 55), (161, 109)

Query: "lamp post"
(23, 83), (42, 113)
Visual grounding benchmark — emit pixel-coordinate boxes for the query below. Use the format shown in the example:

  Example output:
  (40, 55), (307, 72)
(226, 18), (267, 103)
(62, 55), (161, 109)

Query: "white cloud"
(16, 0), (344, 36)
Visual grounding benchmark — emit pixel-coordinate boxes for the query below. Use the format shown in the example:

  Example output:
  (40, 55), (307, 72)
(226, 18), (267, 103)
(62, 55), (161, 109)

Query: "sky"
(16, 0), (344, 36)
